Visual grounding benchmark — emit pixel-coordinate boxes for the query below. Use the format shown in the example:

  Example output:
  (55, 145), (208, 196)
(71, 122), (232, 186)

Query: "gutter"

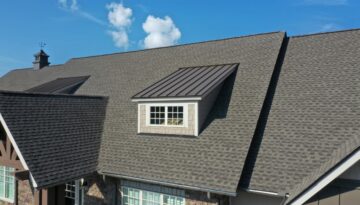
(280, 193), (290, 205)
(100, 171), (237, 197)
(242, 188), (285, 198)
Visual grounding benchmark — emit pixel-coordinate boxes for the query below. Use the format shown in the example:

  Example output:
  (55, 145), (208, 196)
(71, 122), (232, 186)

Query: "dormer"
(132, 63), (238, 136)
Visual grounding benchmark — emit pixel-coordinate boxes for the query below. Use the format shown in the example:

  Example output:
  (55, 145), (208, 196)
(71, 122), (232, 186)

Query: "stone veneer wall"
(84, 175), (118, 205)
(185, 190), (224, 205)
(17, 180), (34, 205)
(0, 179), (34, 205)
(139, 104), (196, 136)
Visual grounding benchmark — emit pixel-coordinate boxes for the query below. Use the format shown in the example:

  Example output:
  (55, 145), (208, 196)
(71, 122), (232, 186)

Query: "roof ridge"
(0, 90), (107, 99)
(290, 28), (360, 39)
(4, 64), (64, 74)
(68, 31), (284, 61)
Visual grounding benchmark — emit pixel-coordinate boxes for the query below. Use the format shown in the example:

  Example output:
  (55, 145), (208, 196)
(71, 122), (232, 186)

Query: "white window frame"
(0, 166), (15, 203)
(65, 180), (83, 205)
(145, 103), (188, 128)
(121, 186), (185, 205)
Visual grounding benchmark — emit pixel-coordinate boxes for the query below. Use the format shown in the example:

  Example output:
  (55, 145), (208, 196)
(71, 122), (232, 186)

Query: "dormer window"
(132, 63), (238, 136)
(148, 105), (185, 126)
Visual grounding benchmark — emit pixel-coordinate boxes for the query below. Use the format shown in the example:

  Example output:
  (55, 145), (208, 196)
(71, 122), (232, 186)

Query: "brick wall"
(139, 103), (196, 136)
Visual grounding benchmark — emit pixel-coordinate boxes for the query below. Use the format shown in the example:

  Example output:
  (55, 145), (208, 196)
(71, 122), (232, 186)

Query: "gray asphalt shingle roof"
(0, 91), (107, 188)
(132, 63), (238, 99)
(1, 29), (359, 202)
(242, 29), (360, 202)
(0, 31), (286, 195)
(26, 76), (90, 94)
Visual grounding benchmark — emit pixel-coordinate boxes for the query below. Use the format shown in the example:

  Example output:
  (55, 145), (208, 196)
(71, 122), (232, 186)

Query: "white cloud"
(107, 3), (132, 28)
(106, 3), (133, 49)
(319, 23), (341, 32)
(58, 0), (78, 11)
(303, 0), (348, 5)
(70, 0), (78, 11)
(142, 15), (181, 49)
(109, 30), (129, 48)
(58, 0), (106, 26)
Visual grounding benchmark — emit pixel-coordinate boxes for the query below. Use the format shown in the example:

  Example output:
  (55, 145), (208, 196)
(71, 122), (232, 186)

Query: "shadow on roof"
(200, 71), (237, 135)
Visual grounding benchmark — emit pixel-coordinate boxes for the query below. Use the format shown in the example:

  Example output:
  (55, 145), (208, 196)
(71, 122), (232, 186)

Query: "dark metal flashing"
(238, 34), (289, 189)
(25, 76), (90, 94)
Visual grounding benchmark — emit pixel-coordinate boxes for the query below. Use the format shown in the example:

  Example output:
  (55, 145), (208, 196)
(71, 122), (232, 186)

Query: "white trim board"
(144, 103), (189, 128)
(0, 113), (29, 171)
(132, 97), (202, 102)
(290, 148), (360, 205)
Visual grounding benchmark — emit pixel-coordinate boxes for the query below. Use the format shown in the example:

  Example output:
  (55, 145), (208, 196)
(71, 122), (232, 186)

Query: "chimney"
(33, 49), (50, 70)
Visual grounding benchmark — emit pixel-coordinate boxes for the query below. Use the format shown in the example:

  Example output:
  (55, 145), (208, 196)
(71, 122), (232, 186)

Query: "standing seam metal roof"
(132, 63), (238, 99)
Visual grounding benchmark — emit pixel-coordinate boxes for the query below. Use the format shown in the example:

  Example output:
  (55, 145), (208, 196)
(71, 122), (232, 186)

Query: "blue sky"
(0, 0), (359, 76)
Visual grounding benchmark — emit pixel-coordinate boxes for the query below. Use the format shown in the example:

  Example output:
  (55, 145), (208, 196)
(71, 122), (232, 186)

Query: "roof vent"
(33, 50), (50, 70)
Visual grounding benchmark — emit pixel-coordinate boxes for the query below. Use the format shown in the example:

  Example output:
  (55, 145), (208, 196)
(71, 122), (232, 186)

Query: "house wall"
(82, 176), (229, 205)
(17, 179), (34, 205)
(198, 83), (223, 132)
(83, 175), (118, 205)
(304, 179), (360, 205)
(229, 191), (282, 205)
(339, 161), (360, 180)
(0, 179), (34, 205)
(139, 103), (196, 136)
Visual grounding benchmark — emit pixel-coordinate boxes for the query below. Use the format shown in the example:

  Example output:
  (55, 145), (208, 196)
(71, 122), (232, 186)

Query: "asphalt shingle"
(0, 91), (107, 188)
(243, 30), (360, 202)
(0, 32), (286, 195)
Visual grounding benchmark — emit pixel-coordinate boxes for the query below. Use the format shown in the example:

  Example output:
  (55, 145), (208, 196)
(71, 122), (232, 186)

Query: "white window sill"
(0, 197), (14, 203)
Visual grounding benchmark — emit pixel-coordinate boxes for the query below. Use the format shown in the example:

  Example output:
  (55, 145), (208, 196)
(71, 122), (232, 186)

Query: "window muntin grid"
(123, 187), (141, 205)
(167, 106), (183, 125)
(149, 106), (184, 126)
(0, 166), (14, 202)
(122, 187), (184, 205)
(65, 181), (76, 200)
(150, 106), (165, 125)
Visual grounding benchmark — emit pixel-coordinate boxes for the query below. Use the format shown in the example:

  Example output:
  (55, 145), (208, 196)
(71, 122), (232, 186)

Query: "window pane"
(2, 166), (14, 200)
(163, 195), (169, 204)
(123, 187), (129, 196)
(150, 106), (166, 125)
(123, 197), (129, 205)
(167, 106), (184, 126)
(0, 175), (4, 198)
(0, 166), (5, 197)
